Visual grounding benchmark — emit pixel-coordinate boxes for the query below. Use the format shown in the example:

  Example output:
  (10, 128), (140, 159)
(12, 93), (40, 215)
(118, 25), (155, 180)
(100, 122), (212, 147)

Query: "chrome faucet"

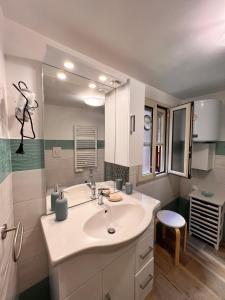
(97, 188), (110, 205)
(86, 168), (97, 200)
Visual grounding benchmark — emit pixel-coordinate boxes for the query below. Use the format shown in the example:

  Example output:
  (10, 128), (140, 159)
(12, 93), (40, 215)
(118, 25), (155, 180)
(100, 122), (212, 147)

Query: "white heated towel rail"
(74, 125), (97, 172)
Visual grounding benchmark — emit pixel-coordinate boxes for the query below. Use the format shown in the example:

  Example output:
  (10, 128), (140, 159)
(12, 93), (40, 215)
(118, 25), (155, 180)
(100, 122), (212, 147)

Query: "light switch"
(52, 147), (62, 158)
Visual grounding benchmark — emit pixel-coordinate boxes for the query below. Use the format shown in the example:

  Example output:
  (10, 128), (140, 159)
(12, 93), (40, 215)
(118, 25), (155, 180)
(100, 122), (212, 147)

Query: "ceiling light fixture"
(84, 96), (105, 107)
(99, 75), (107, 82)
(89, 83), (96, 89)
(64, 61), (74, 70)
(57, 72), (66, 80)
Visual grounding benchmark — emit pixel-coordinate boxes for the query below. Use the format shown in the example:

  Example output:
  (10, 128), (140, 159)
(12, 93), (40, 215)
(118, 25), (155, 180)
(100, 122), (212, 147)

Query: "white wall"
(44, 104), (104, 140)
(0, 8), (17, 300)
(5, 55), (48, 293)
(181, 89), (225, 198)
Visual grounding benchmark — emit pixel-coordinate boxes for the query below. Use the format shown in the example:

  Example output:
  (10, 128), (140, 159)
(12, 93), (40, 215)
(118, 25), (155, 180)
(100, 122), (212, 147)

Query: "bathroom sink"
(41, 182), (160, 266)
(84, 203), (145, 239)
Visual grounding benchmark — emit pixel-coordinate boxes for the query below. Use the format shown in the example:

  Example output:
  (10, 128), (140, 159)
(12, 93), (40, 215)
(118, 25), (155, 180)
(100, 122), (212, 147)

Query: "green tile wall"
(0, 138), (11, 183)
(215, 141), (225, 155)
(10, 139), (44, 171)
(45, 139), (105, 150)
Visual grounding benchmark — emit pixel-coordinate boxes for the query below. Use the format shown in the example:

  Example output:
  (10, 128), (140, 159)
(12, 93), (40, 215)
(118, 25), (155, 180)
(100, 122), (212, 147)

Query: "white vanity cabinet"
(105, 78), (145, 167)
(49, 221), (154, 300)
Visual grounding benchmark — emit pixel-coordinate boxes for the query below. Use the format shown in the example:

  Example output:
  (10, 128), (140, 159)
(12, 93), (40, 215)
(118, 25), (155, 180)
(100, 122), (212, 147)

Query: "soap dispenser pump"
(55, 191), (68, 221)
(51, 184), (60, 211)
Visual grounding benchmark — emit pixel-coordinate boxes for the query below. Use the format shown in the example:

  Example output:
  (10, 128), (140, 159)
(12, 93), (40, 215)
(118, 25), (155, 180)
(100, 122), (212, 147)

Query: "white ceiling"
(1, 0), (225, 98)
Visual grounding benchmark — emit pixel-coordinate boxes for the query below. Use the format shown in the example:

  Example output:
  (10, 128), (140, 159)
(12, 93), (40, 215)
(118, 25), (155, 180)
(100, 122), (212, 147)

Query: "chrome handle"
(140, 274), (153, 290)
(130, 115), (135, 134)
(140, 246), (153, 260)
(105, 292), (111, 300)
(1, 222), (24, 262)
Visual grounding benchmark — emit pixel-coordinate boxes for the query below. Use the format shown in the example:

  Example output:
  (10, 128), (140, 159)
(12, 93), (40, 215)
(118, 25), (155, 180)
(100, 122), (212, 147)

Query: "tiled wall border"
(0, 138), (12, 183)
(45, 139), (105, 150)
(215, 141), (225, 155)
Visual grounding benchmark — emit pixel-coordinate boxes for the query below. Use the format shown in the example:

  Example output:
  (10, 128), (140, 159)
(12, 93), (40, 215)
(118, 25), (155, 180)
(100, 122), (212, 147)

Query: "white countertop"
(189, 189), (225, 207)
(41, 185), (160, 266)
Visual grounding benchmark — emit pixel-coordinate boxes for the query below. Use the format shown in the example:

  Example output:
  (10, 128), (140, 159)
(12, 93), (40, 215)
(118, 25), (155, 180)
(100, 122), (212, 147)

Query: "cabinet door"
(129, 79), (145, 167)
(66, 272), (101, 300)
(103, 247), (135, 300)
(115, 83), (130, 166)
(105, 89), (116, 164)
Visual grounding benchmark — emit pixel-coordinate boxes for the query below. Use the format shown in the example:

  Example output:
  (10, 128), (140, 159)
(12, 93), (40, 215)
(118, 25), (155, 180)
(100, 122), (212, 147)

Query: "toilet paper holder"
(0, 222), (24, 262)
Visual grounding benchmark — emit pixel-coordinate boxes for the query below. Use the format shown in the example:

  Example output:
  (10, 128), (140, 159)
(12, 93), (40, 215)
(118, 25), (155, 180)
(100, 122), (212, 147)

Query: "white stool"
(156, 210), (187, 265)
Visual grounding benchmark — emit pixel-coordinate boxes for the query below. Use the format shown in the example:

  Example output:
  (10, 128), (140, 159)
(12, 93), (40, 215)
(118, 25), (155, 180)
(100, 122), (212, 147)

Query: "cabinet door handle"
(105, 292), (111, 300)
(140, 274), (153, 290)
(130, 115), (135, 134)
(140, 246), (153, 260)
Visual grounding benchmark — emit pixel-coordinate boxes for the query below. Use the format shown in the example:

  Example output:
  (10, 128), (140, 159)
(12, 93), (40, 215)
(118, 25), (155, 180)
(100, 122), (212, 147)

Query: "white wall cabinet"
(105, 78), (145, 167)
(50, 222), (154, 300)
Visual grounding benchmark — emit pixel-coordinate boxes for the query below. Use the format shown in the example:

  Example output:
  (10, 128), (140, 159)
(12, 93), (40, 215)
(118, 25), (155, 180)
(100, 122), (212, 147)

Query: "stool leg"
(183, 223), (187, 253)
(175, 228), (180, 265)
(162, 225), (166, 240)
(154, 218), (159, 243)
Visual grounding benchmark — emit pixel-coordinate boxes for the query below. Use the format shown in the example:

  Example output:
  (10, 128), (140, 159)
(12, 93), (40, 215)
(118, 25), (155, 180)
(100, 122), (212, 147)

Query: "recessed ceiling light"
(84, 97), (105, 107)
(99, 75), (107, 82)
(64, 61), (74, 70)
(89, 83), (96, 89)
(57, 72), (66, 80)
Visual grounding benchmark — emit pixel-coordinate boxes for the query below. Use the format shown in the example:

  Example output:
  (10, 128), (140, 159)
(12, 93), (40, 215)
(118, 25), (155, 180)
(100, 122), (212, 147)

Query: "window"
(138, 100), (193, 184)
(138, 99), (167, 183)
(156, 107), (167, 174)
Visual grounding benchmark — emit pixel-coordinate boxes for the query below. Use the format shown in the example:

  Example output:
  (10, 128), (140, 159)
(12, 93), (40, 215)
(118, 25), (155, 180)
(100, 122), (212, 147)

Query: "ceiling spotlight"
(64, 61), (74, 70)
(99, 75), (107, 82)
(84, 97), (105, 107)
(89, 83), (96, 89)
(57, 72), (66, 80)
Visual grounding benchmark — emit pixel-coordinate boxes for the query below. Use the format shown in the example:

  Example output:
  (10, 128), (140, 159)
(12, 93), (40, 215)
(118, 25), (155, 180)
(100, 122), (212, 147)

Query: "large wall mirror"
(43, 64), (117, 214)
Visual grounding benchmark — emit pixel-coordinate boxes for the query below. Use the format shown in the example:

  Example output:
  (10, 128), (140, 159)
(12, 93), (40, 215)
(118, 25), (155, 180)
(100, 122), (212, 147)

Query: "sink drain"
(107, 227), (116, 234)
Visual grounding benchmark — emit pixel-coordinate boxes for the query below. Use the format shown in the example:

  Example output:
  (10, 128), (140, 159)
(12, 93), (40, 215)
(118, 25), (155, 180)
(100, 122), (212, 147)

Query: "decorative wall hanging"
(12, 81), (38, 154)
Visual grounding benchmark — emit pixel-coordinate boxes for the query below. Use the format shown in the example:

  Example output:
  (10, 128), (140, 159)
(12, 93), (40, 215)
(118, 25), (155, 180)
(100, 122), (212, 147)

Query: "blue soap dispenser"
(51, 184), (60, 211)
(55, 190), (68, 221)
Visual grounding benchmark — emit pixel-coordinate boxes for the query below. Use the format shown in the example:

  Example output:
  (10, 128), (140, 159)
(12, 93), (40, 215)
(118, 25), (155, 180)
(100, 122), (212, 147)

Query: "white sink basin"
(41, 182), (160, 266)
(84, 203), (145, 239)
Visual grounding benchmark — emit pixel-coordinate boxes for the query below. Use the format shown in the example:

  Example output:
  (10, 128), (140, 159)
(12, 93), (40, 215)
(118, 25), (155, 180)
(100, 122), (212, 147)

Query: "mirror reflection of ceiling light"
(99, 75), (107, 82)
(57, 72), (67, 80)
(64, 61), (74, 69)
(89, 83), (96, 89)
(84, 96), (105, 107)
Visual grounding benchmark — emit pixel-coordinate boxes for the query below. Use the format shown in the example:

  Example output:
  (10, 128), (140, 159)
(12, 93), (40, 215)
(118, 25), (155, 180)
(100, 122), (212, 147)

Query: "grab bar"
(0, 222), (24, 262)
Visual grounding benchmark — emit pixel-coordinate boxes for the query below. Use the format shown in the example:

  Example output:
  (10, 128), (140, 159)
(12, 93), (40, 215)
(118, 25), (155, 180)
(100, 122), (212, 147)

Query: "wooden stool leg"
(183, 223), (187, 253)
(175, 228), (180, 265)
(154, 218), (159, 243)
(162, 225), (166, 240)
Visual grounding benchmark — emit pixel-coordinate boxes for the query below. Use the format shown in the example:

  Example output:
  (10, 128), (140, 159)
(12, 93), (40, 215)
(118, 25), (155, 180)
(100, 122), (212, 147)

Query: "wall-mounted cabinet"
(192, 143), (215, 171)
(105, 78), (145, 167)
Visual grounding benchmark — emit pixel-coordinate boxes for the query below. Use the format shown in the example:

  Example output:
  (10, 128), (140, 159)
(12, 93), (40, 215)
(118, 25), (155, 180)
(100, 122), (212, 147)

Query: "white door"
(102, 247), (135, 300)
(168, 102), (193, 178)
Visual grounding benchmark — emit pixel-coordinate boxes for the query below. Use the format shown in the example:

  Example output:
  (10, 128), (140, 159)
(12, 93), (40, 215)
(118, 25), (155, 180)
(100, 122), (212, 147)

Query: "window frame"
(137, 98), (168, 184)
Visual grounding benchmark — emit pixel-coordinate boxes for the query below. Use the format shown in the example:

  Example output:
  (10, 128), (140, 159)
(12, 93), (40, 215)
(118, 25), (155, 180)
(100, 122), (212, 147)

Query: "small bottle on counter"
(55, 191), (68, 221)
(125, 182), (133, 195)
(51, 184), (60, 211)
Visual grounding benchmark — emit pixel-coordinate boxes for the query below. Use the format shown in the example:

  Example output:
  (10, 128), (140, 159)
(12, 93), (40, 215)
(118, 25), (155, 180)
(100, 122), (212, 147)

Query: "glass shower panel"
(171, 108), (186, 173)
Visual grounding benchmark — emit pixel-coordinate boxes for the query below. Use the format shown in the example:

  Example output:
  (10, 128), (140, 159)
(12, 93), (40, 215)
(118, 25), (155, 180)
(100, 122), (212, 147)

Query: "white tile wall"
(180, 155), (225, 199)
(45, 149), (105, 189)
(129, 166), (180, 207)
